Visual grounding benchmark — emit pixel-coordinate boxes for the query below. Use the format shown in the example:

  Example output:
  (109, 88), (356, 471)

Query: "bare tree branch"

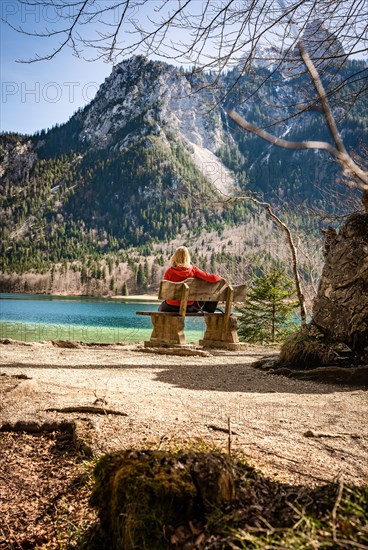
(228, 103), (368, 193)
(227, 109), (342, 156)
(217, 192), (308, 326)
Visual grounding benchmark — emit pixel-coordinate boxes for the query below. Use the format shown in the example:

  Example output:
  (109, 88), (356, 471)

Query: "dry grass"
(280, 329), (337, 368)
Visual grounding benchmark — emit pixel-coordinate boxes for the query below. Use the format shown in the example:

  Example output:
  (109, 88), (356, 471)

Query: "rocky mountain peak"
(301, 19), (345, 62)
(78, 55), (233, 193)
(79, 56), (224, 150)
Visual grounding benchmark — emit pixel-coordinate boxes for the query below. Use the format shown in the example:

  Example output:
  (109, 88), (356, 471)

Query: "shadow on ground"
(152, 362), (365, 394)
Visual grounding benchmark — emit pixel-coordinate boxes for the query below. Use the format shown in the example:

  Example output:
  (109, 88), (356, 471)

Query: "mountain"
(0, 51), (366, 296)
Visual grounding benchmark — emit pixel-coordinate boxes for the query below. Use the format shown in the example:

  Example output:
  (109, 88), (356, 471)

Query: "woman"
(158, 246), (225, 313)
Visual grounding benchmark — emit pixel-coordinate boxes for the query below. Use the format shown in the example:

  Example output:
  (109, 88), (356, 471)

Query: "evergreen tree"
(136, 263), (147, 289)
(238, 268), (299, 344)
(122, 282), (128, 296)
(151, 262), (159, 284)
(80, 265), (88, 284)
(144, 259), (150, 284)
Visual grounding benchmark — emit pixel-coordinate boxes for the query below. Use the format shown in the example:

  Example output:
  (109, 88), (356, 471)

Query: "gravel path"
(1, 340), (367, 485)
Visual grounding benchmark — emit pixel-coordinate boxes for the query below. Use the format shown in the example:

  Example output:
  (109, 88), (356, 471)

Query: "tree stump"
(90, 450), (235, 550)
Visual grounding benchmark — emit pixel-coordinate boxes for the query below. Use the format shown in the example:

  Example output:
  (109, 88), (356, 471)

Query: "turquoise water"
(0, 293), (205, 343)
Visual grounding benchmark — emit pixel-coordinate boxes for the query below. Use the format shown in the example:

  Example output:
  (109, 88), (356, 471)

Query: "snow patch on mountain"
(189, 143), (235, 196)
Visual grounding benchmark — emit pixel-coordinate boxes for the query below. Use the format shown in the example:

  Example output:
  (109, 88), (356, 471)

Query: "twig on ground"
(45, 406), (128, 416)
(207, 424), (239, 436)
(332, 481), (344, 544)
(228, 417), (232, 456)
(287, 500), (311, 531)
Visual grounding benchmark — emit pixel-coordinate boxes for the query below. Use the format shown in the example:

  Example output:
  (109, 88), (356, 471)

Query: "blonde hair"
(170, 246), (191, 268)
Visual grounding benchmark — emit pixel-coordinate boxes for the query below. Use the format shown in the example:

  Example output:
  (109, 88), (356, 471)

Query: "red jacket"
(163, 265), (223, 306)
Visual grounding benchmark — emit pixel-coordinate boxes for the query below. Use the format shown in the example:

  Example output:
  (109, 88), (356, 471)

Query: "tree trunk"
(311, 213), (368, 350)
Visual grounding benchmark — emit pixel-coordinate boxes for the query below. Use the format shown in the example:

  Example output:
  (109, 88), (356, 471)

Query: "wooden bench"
(136, 278), (247, 350)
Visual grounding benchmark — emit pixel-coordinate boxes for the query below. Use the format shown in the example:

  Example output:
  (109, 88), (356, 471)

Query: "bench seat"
(136, 311), (206, 317)
(136, 278), (246, 349)
(136, 311), (242, 317)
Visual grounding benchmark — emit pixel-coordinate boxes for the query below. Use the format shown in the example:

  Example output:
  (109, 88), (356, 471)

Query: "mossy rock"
(90, 450), (235, 549)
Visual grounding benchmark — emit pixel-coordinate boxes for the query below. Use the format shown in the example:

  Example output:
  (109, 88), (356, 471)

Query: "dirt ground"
(1, 339), (367, 487)
(0, 429), (95, 549)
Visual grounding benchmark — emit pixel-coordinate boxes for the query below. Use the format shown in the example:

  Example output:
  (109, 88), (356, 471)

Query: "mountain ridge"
(0, 51), (366, 296)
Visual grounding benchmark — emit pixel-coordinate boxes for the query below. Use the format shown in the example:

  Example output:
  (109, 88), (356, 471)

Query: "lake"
(0, 293), (205, 344)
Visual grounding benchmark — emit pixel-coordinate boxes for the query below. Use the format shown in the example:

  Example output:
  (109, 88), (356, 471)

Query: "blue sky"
(1, 1), (365, 135)
(1, 1), (113, 134)
(0, 0), (196, 135)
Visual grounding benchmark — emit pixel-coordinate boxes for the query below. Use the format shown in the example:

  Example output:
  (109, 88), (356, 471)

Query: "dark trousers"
(158, 301), (218, 313)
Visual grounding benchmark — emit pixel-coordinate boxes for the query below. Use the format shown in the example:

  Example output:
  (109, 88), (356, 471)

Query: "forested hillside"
(0, 54), (366, 297)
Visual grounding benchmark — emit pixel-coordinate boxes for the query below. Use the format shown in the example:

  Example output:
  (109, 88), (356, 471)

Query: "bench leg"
(145, 314), (186, 347)
(199, 315), (241, 350)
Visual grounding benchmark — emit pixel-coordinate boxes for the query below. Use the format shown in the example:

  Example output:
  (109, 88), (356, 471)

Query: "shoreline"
(1, 291), (160, 304)
(0, 320), (204, 344)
